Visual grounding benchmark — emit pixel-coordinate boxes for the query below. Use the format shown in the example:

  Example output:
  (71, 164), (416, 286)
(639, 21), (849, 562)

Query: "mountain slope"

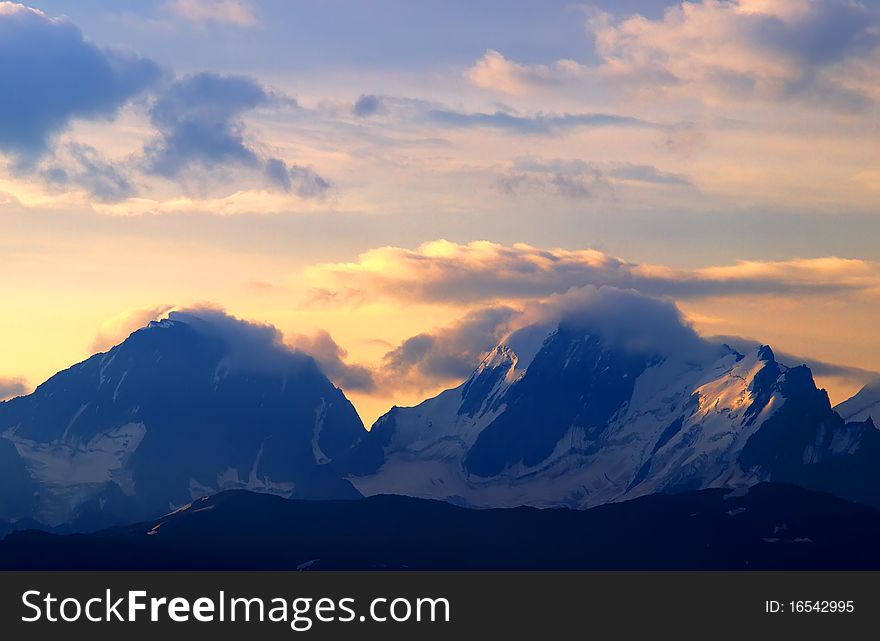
(835, 381), (880, 423)
(0, 313), (368, 527)
(3, 484), (880, 570)
(350, 319), (880, 509)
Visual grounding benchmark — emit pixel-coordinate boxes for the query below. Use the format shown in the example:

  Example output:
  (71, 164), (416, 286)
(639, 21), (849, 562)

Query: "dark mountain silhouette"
(3, 483), (880, 570)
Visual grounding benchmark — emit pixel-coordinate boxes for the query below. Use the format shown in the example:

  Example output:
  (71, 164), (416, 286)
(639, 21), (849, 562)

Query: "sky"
(1, 0), (879, 425)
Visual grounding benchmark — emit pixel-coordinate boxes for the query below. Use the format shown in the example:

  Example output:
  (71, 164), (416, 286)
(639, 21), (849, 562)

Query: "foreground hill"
(3, 483), (880, 570)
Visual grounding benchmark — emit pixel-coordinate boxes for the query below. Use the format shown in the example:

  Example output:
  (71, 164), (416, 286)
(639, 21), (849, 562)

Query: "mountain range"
(1, 299), (879, 563)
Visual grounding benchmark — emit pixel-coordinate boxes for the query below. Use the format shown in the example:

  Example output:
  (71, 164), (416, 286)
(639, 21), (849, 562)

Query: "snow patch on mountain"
(835, 382), (880, 424)
(3, 422), (146, 523)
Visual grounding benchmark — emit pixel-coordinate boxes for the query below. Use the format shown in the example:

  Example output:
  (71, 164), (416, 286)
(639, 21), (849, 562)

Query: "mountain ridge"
(349, 321), (880, 510)
(2, 300), (879, 530)
(4, 483), (880, 570)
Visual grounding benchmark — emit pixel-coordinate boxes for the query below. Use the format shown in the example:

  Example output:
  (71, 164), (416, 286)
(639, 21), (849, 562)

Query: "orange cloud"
(166, 0), (258, 27)
(0, 375), (27, 401)
(587, 0), (879, 109)
(465, 49), (583, 95)
(305, 240), (880, 305)
(89, 304), (176, 353)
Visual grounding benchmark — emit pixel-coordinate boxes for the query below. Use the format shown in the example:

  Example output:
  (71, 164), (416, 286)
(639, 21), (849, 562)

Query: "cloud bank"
(306, 240), (880, 305)
(285, 329), (376, 392)
(380, 306), (517, 391)
(375, 285), (880, 394)
(90, 306), (373, 392)
(375, 285), (719, 392)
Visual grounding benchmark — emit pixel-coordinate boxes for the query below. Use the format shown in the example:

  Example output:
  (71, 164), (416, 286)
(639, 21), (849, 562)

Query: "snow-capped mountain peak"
(0, 313), (368, 527)
(348, 322), (880, 510)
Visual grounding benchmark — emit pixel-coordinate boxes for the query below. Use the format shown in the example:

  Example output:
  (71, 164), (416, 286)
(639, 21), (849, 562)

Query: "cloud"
(352, 94), (386, 117)
(499, 162), (613, 200)
(143, 73), (333, 198)
(661, 123), (709, 159)
(587, 0), (880, 109)
(286, 330), (376, 392)
(499, 156), (691, 199)
(166, 0), (258, 27)
(377, 283), (880, 394)
(265, 158), (332, 199)
(425, 108), (653, 134)
(0, 7), (331, 205)
(102, 307), (368, 392)
(463, 1), (879, 109)
(42, 143), (135, 202)
(144, 72), (270, 177)
(90, 305), (176, 352)
(378, 284), (880, 402)
(379, 306), (517, 390)
(377, 286), (720, 391)
(708, 334), (880, 383)
(609, 163), (692, 186)
(465, 49), (584, 95)
(0, 376), (27, 401)
(0, 3), (162, 163)
(305, 240), (880, 305)
(166, 307), (314, 377)
(517, 285), (715, 361)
